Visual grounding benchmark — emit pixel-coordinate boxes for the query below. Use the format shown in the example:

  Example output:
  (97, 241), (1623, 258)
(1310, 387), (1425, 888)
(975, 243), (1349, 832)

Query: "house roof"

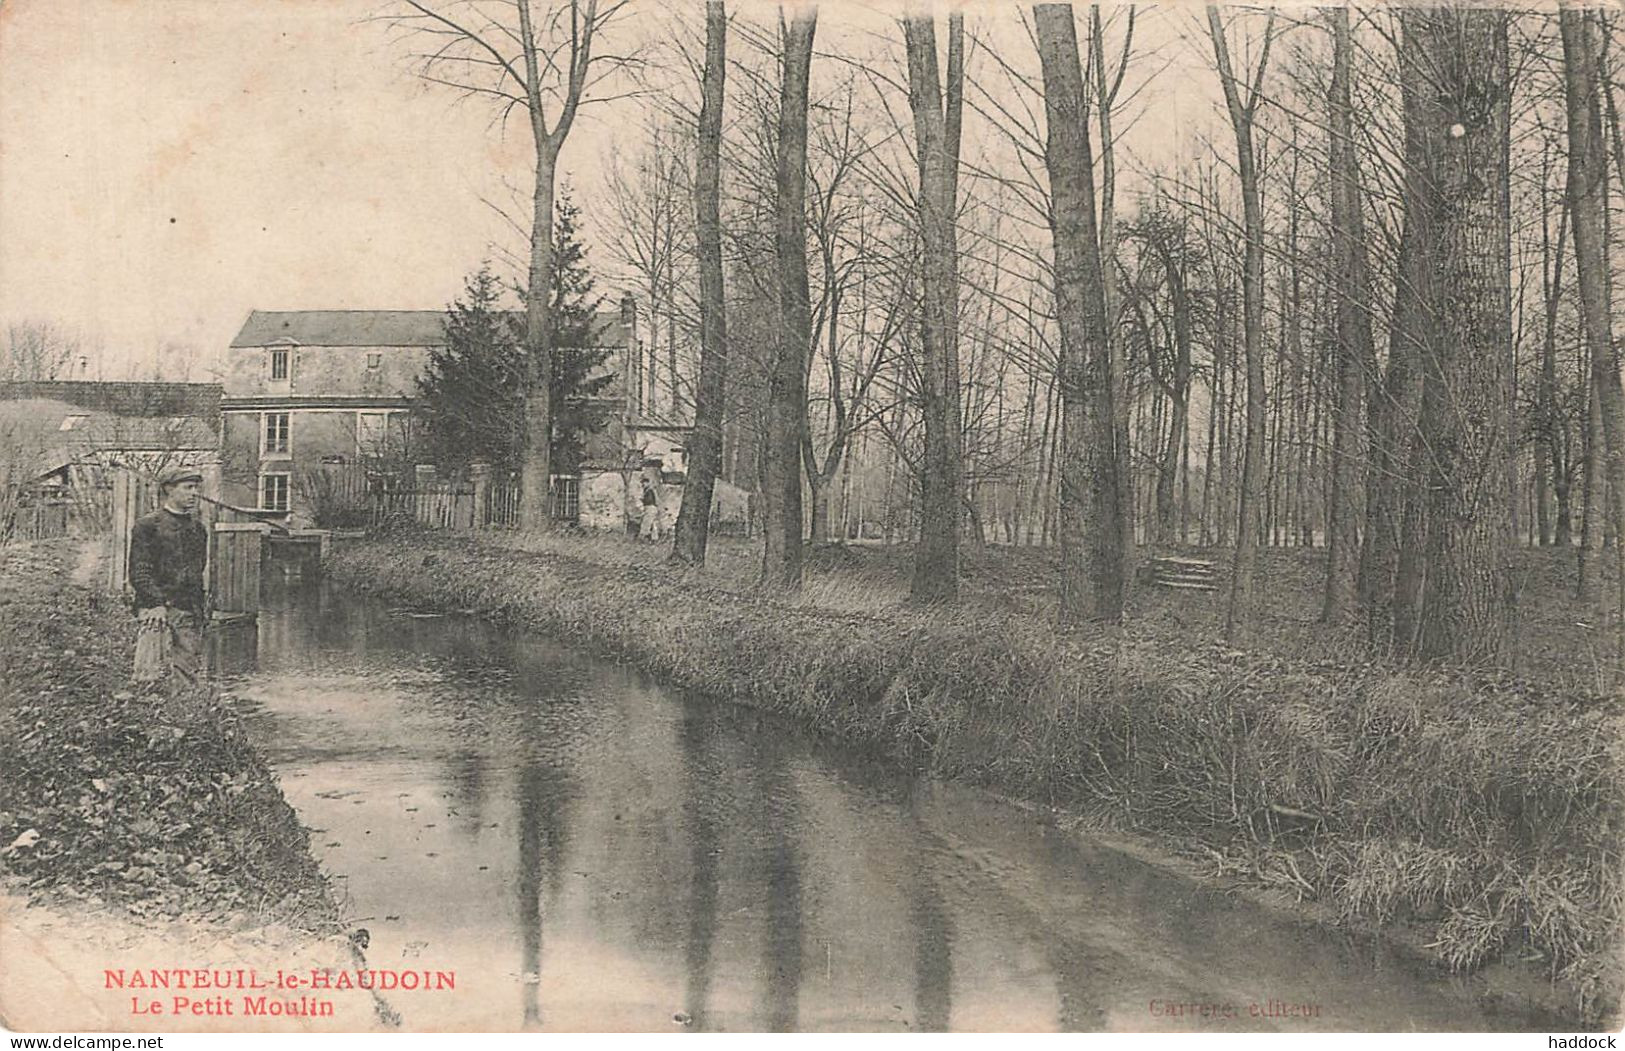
(1, 398), (218, 480)
(0, 380), (221, 421)
(231, 309), (633, 349)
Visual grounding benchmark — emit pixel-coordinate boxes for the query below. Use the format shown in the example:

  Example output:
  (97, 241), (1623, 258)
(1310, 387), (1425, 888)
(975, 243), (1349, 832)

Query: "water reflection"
(755, 744), (803, 1032)
(906, 853), (953, 1031)
(678, 704), (720, 1030)
(224, 575), (1573, 1032)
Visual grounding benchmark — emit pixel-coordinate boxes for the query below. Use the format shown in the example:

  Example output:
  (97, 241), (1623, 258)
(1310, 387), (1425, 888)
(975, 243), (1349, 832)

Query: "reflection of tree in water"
(752, 732), (804, 1032)
(819, 753), (955, 1031)
(905, 848), (953, 1031)
(511, 656), (585, 1031)
(678, 703), (722, 1031)
(994, 828), (1128, 1030)
(515, 726), (576, 1029)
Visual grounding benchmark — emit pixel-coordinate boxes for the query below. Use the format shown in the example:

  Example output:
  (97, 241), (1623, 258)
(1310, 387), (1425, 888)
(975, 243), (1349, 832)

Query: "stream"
(215, 569), (1568, 1032)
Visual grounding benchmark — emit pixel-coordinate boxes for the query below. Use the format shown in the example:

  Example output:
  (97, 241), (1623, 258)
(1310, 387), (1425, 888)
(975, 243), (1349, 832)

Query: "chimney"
(619, 293), (637, 337)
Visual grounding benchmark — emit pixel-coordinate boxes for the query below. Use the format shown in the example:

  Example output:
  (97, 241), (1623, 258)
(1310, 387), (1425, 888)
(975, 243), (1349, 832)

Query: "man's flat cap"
(157, 465), (204, 487)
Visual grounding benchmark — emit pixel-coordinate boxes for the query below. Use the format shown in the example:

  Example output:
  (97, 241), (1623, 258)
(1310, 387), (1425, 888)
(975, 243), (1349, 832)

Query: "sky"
(0, 0), (1237, 382)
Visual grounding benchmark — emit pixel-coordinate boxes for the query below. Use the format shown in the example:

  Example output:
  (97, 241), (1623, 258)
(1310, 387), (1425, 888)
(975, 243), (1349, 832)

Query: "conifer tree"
(416, 190), (615, 476)
(547, 190), (615, 475)
(416, 265), (525, 471)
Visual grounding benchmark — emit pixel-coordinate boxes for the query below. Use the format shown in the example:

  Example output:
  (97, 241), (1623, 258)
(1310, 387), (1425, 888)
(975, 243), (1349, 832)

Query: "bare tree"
(604, 116), (695, 417)
(1322, 6), (1375, 624)
(760, 8), (817, 589)
(903, 12), (965, 603)
(1035, 3), (1126, 624)
(1091, 5), (1138, 573)
(1408, 7), (1515, 662)
(1361, 11), (1431, 653)
(1561, 5), (1625, 612)
(1206, 6), (1276, 642)
(672, 1), (727, 566)
(385, 0), (631, 528)
(2, 322), (83, 383)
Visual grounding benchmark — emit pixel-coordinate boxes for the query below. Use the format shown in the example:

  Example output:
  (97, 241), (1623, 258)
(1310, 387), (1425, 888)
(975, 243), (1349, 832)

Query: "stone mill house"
(218, 299), (745, 533)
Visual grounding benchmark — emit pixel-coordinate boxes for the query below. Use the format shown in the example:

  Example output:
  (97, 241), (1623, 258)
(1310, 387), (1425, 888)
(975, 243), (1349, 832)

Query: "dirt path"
(70, 537), (103, 588)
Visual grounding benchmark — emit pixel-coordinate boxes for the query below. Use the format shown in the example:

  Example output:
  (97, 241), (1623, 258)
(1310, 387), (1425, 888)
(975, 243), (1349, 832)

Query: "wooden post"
(470, 463), (490, 529)
(414, 464), (436, 527)
(106, 469), (155, 597)
(211, 522), (270, 618)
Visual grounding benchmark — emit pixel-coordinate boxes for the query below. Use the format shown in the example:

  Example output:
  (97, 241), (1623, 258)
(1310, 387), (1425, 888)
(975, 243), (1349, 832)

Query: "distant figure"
(639, 477), (662, 542)
(129, 466), (208, 688)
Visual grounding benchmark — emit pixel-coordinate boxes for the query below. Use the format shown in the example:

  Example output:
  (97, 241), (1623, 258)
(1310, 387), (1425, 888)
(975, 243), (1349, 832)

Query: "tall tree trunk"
(519, 140), (559, 529)
(760, 10), (817, 589)
(1537, 197), (1570, 548)
(1562, 6), (1625, 609)
(1036, 3), (1126, 624)
(809, 475), (831, 544)
(1360, 23), (1435, 646)
(905, 13), (966, 603)
(1362, 218), (1428, 650)
(1581, 373), (1604, 598)
(1323, 7), (1373, 623)
(1092, 6), (1136, 574)
(671, 1), (728, 566)
(1207, 7), (1273, 642)
(1202, 359), (1218, 545)
(511, 0), (599, 530)
(1156, 254), (1192, 549)
(1411, 8), (1514, 663)
(1372, 9), (1455, 654)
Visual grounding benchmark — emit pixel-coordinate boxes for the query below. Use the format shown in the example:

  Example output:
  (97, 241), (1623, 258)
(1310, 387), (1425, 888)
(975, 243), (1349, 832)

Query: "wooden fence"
(373, 481), (476, 529)
(6, 496), (73, 542)
(376, 475), (578, 530)
(106, 470), (158, 597)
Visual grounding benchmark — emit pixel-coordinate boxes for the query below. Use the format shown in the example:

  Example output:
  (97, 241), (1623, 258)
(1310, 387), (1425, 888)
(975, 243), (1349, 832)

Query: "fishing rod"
(196, 491), (294, 536)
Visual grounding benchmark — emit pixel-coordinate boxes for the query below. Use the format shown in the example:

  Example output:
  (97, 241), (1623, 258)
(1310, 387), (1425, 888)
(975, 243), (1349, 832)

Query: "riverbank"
(0, 539), (358, 1029)
(330, 530), (1623, 1023)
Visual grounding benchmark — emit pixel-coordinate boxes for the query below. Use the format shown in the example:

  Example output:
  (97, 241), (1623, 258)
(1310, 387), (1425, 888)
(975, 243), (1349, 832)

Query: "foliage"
(293, 464), (374, 529)
(415, 266), (525, 472)
(545, 191), (616, 475)
(415, 188), (616, 476)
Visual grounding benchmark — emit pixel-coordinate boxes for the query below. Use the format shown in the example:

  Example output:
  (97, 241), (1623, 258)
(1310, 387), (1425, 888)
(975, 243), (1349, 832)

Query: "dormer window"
(270, 347), (289, 380)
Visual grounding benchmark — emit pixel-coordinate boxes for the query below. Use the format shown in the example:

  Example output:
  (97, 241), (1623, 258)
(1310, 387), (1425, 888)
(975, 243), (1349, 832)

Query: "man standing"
(129, 466), (209, 687)
(639, 476), (662, 542)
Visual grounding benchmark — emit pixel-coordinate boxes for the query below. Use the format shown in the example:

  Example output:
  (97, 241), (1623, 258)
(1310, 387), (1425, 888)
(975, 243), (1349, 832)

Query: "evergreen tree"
(547, 189), (615, 475)
(416, 189), (615, 476)
(415, 265), (525, 472)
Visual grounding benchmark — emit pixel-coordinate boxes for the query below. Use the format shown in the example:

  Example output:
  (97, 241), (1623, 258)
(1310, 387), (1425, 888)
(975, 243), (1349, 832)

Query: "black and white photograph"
(0, 0), (1621, 1036)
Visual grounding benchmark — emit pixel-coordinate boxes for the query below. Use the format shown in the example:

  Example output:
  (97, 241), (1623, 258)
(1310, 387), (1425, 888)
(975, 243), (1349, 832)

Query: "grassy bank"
(0, 540), (341, 936)
(330, 531), (1624, 1018)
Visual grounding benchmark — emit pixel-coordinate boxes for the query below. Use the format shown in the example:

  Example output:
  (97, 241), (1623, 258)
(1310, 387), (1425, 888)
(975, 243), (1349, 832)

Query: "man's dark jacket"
(129, 509), (207, 616)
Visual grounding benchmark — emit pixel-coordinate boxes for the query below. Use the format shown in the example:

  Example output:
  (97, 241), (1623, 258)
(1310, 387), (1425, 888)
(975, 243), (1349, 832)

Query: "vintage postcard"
(0, 0), (1620, 1036)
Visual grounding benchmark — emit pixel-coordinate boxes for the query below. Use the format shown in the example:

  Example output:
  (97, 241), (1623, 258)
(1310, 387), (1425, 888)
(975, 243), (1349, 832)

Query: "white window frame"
(269, 347), (290, 381)
(259, 472), (290, 513)
(262, 411), (291, 458)
(356, 411), (389, 459)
